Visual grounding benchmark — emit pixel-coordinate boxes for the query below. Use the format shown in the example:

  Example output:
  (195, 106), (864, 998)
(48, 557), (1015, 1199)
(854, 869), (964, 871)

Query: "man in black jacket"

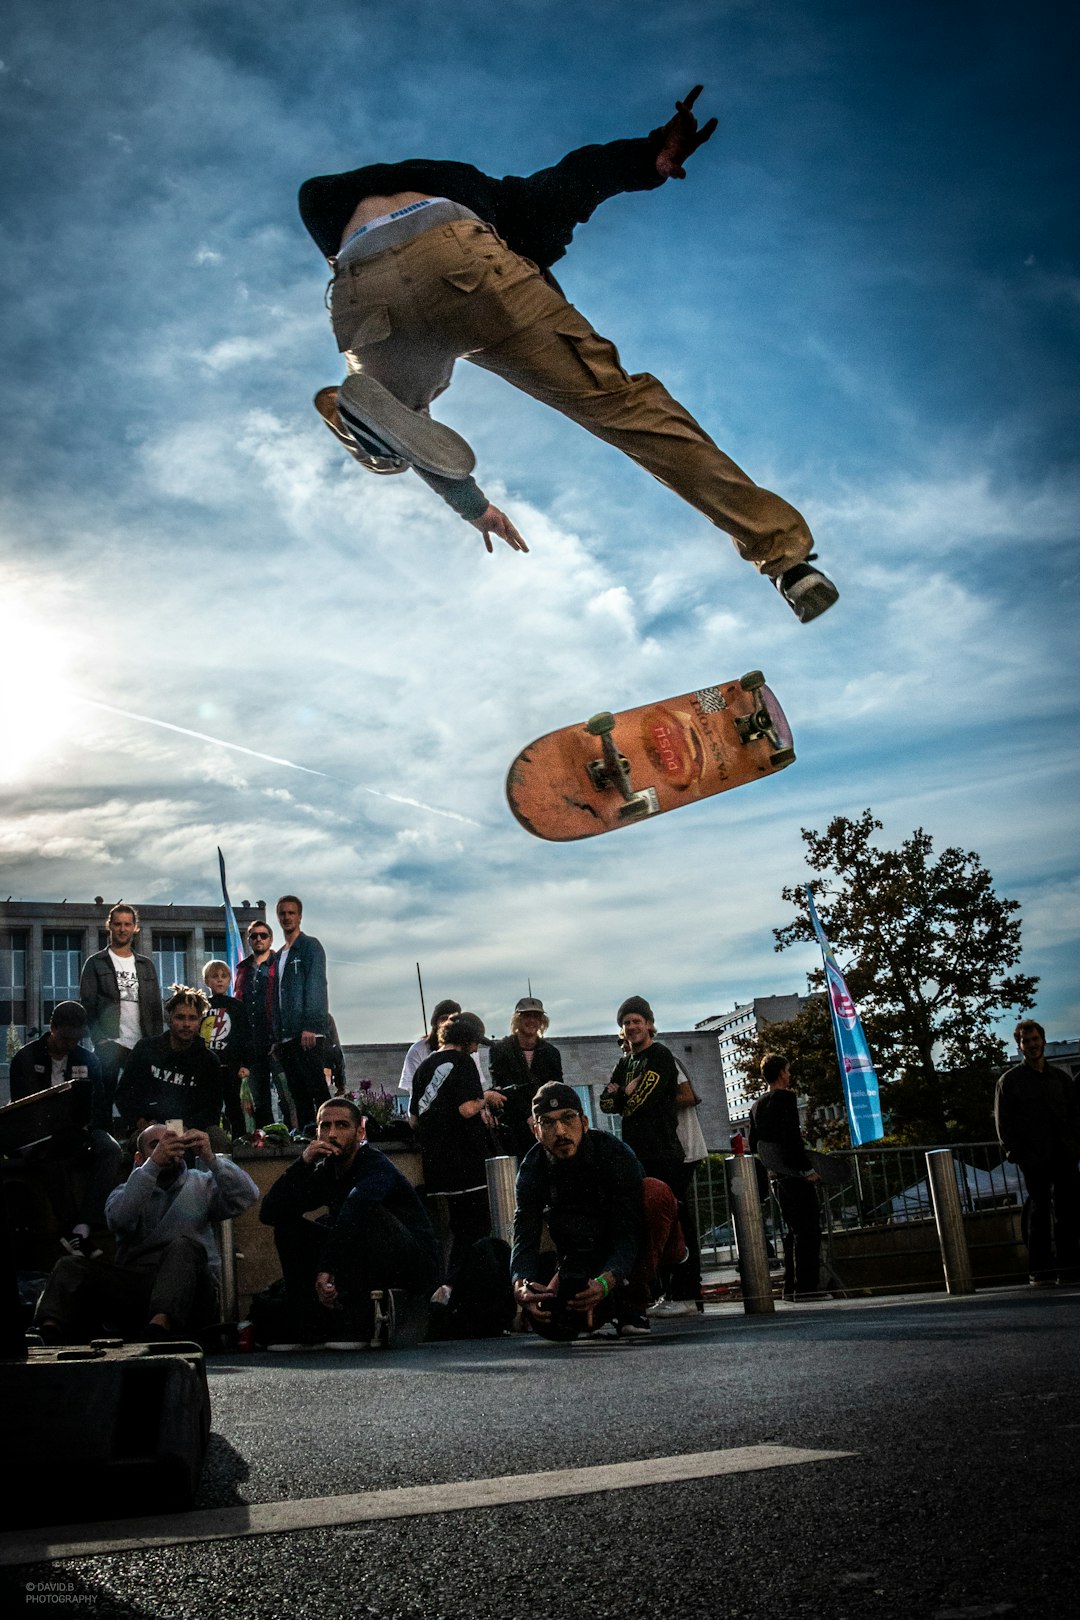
(994, 1019), (1080, 1286)
(116, 987), (228, 1139)
(299, 86), (837, 624)
(260, 1098), (438, 1349)
(79, 903), (163, 1122)
(511, 1082), (682, 1341)
(8, 1001), (124, 1256)
(749, 1054), (823, 1301)
(488, 996), (563, 1160)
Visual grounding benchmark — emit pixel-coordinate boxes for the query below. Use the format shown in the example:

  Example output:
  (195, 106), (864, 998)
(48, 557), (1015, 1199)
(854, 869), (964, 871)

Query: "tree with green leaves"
(769, 810), (1038, 1143)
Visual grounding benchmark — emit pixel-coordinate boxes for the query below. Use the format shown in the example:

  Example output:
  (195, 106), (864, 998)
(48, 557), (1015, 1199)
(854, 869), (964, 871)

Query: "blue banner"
(216, 847), (246, 984)
(805, 886), (885, 1146)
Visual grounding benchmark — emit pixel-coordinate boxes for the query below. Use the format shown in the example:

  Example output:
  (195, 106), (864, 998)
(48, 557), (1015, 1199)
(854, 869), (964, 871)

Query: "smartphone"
(166, 1118), (185, 1136)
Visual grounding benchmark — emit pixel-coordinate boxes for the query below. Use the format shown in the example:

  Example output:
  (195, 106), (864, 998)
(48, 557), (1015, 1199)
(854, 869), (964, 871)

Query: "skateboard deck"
(505, 671), (794, 842)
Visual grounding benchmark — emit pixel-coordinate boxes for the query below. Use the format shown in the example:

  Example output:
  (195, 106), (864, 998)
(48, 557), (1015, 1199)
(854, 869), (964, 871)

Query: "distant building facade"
(1, 896), (266, 1096)
(695, 993), (814, 1130)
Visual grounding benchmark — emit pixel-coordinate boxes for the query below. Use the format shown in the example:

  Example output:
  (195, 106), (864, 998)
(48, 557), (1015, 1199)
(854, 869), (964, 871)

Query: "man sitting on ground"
(511, 1081), (684, 1341)
(34, 1124), (258, 1344)
(260, 1097), (438, 1349)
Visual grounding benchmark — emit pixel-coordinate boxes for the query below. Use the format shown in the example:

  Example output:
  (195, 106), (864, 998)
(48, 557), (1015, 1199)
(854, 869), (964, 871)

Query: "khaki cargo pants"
(331, 218), (813, 577)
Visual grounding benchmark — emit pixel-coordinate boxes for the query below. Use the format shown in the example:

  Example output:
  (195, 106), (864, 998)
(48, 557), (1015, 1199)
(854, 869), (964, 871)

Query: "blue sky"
(1, 0), (1077, 1054)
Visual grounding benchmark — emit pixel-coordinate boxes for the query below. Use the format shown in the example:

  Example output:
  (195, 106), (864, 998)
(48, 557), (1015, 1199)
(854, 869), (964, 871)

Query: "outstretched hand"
(470, 503), (529, 555)
(656, 84), (717, 180)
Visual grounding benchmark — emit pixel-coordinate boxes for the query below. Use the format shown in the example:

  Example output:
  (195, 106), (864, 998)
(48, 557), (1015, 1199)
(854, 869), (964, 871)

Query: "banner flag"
(805, 886), (885, 1146)
(216, 847), (246, 983)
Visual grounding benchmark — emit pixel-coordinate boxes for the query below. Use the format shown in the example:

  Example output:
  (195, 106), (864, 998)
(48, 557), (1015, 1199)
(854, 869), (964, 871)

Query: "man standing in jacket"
(995, 1019), (1080, 1286)
(749, 1054), (823, 1302)
(234, 918), (285, 1128)
(273, 895), (331, 1132)
(488, 996), (563, 1160)
(300, 85), (837, 624)
(79, 903), (163, 1123)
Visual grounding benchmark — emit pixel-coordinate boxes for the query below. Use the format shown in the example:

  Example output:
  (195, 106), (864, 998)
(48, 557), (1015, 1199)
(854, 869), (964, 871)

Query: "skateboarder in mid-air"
(299, 86), (838, 624)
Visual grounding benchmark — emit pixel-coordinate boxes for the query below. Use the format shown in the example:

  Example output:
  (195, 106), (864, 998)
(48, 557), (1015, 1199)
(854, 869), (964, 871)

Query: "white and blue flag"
(216, 846), (246, 984)
(806, 886), (885, 1146)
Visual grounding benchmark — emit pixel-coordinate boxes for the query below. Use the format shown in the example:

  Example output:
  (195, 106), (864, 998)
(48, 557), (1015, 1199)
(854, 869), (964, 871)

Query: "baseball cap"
(531, 1082), (585, 1119)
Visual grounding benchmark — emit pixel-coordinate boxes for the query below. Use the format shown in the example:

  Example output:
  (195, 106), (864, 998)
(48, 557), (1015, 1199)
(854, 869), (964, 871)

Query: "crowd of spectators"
(9, 895), (1070, 1353)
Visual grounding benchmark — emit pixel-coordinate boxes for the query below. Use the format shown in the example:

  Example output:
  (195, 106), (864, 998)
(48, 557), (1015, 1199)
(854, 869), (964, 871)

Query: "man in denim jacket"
(273, 895), (331, 1132)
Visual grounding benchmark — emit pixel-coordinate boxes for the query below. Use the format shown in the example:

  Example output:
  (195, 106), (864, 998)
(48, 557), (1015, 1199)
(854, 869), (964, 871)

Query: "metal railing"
(691, 1141), (1026, 1266)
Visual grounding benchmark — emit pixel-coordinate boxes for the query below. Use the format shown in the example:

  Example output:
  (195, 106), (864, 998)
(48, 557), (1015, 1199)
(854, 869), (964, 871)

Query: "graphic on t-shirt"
(114, 964), (138, 1002)
(418, 1060), (454, 1116)
(201, 1006), (233, 1052)
(109, 952), (142, 1046)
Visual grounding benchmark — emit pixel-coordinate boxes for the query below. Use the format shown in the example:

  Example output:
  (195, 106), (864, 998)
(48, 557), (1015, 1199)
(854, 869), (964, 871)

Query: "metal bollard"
(486, 1155), (518, 1245)
(728, 1155), (775, 1315)
(217, 1218), (238, 1321)
(925, 1148), (975, 1296)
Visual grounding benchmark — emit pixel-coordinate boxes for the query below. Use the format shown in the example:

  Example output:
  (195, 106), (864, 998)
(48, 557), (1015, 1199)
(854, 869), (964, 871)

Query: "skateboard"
(505, 671), (794, 842)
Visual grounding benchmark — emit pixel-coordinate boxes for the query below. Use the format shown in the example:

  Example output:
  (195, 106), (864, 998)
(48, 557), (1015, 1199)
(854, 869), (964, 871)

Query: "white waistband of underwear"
(334, 197), (482, 269)
(340, 197), (445, 250)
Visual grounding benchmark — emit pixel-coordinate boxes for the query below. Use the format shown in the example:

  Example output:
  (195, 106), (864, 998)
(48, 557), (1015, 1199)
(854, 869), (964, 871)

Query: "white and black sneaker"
(337, 373), (476, 480)
(314, 386), (408, 475)
(774, 555), (839, 623)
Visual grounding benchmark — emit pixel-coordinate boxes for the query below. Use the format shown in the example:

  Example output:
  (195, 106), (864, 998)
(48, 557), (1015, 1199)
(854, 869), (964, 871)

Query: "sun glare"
(0, 613), (75, 784)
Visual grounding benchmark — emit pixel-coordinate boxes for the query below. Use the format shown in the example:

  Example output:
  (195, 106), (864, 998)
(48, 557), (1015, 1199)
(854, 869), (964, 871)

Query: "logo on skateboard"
(639, 705), (707, 791)
(694, 686), (727, 714)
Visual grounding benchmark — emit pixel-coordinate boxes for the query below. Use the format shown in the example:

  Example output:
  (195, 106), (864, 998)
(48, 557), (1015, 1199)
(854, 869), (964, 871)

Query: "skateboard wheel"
(586, 712), (616, 736)
(739, 670), (765, 692)
(769, 747), (796, 769)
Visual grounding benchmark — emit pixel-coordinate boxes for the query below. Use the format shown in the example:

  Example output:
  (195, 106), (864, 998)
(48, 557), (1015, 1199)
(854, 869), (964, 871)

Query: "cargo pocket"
(331, 298), (393, 355)
(552, 319), (630, 392)
(442, 266), (487, 294)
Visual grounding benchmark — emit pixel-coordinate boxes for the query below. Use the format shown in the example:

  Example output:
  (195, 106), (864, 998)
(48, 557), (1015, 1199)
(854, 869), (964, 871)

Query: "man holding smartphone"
(34, 1123), (258, 1344)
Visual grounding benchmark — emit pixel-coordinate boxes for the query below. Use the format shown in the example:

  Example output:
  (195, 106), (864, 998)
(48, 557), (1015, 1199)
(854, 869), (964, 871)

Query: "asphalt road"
(2, 1285), (1078, 1620)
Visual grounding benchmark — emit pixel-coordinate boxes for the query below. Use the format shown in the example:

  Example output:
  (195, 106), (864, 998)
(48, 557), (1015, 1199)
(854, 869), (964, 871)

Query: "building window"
(154, 933), (189, 991)
(203, 932), (227, 965)
(1, 931), (29, 1046)
(570, 1083), (594, 1124)
(42, 930), (83, 1024)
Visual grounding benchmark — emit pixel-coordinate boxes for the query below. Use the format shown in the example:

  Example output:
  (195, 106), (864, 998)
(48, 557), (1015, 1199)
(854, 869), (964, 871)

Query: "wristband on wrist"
(594, 1274), (610, 1297)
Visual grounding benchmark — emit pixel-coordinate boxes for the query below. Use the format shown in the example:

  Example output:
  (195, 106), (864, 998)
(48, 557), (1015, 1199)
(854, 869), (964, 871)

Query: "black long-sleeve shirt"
(748, 1087), (814, 1176)
(511, 1129), (643, 1286)
(299, 131), (667, 266)
(260, 1142), (437, 1277)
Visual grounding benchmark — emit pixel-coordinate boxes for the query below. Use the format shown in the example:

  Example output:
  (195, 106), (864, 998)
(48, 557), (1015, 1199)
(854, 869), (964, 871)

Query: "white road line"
(1, 1444), (854, 1567)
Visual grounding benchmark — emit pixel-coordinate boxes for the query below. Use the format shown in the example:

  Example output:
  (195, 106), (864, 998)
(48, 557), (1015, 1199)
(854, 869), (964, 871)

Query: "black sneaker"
(338, 373), (475, 480)
(775, 556), (839, 623)
(616, 1314), (651, 1338)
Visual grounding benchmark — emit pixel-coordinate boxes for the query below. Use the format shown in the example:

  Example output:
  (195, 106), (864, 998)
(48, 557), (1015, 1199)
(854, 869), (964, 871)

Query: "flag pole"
(416, 962), (427, 1033)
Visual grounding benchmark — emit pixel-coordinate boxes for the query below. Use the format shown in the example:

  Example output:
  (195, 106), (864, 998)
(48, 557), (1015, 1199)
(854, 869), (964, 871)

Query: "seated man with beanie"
(511, 1081), (684, 1341)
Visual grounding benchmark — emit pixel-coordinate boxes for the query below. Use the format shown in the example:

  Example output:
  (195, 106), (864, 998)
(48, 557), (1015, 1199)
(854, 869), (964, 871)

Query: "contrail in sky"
(78, 698), (482, 827)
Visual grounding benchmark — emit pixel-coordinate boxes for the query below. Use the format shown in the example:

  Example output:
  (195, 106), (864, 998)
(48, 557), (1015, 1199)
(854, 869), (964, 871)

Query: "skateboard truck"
(584, 713), (660, 821)
(733, 671), (796, 767)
